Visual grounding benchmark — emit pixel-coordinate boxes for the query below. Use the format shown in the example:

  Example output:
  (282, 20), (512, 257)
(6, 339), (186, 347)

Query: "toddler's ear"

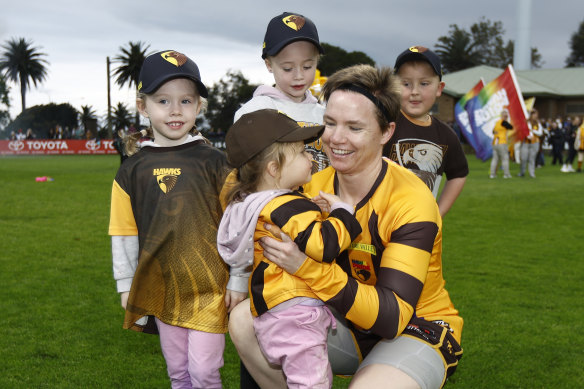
(266, 160), (279, 178)
(136, 99), (149, 118)
(264, 58), (273, 73)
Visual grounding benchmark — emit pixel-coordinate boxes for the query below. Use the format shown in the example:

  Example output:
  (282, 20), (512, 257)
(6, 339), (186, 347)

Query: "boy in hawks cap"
(383, 45), (469, 217)
(234, 12), (329, 174)
(261, 11), (324, 59)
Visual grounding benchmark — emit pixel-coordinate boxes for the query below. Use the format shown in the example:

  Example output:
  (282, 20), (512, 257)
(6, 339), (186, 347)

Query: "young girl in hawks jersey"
(108, 50), (244, 389)
(217, 109), (362, 389)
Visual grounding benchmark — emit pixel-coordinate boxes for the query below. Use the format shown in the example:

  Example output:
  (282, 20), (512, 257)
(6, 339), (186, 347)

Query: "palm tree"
(112, 41), (150, 127)
(0, 37), (49, 113)
(435, 25), (479, 74)
(109, 102), (133, 133)
(78, 105), (97, 138)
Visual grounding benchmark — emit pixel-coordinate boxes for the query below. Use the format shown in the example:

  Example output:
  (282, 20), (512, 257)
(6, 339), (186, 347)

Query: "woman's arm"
(261, 221), (436, 340)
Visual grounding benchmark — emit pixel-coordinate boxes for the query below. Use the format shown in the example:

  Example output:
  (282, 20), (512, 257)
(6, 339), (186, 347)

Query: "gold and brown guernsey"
(249, 192), (362, 316)
(298, 159), (463, 357)
(109, 140), (230, 334)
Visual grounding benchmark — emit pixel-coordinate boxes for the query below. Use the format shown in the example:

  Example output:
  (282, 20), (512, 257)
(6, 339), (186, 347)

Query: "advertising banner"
(0, 139), (119, 155)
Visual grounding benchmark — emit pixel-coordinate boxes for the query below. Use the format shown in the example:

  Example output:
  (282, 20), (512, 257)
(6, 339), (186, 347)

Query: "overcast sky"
(1, 0), (582, 122)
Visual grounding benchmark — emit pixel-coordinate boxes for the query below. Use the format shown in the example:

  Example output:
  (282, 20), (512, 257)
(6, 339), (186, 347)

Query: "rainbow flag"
(464, 65), (529, 161)
(455, 79), (485, 155)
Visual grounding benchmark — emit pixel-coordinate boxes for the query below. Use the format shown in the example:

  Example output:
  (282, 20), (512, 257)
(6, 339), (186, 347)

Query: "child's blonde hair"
(123, 88), (209, 156)
(225, 141), (302, 204)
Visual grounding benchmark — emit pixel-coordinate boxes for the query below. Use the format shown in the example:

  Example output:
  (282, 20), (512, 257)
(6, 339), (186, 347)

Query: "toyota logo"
(85, 140), (101, 151)
(9, 141), (25, 151)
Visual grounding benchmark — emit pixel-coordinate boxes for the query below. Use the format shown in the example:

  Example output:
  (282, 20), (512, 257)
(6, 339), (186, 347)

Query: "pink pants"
(253, 304), (335, 389)
(155, 318), (224, 389)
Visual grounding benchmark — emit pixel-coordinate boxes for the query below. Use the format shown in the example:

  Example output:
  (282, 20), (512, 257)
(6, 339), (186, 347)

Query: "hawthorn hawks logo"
(153, 168), (181, 193)
(161, 51), (187, 67)
(282, 15), (305, 31)
(409, 45), (429, 53)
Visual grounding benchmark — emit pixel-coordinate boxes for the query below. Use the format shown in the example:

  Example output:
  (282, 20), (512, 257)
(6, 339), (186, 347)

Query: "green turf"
(0, 154), (582, 388)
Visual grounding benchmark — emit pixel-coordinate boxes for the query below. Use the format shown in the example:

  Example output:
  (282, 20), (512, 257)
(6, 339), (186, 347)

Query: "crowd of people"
(8, 124), (87, 140)
(488, 111), (584, 178)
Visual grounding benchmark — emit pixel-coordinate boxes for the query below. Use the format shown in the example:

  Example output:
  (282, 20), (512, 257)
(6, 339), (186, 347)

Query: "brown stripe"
(250, 261), (269, 315)
(391, 222), (438, 253)
(376, 267), (423, 308)
(369, 284), (400, 339)
(326, 277), (359, 317)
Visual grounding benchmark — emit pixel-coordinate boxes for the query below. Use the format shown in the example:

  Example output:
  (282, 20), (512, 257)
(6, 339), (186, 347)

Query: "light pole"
(106, 56), (112, 138)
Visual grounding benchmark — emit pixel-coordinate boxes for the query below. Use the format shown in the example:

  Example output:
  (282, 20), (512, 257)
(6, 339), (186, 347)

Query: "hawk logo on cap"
(282, 15), (305, 31)
(409, 46), (429, 53)
(160, 51), (188, 67)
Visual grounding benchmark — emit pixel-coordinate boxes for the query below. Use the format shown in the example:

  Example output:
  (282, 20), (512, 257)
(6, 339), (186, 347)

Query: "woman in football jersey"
(229, 65), (463, 389)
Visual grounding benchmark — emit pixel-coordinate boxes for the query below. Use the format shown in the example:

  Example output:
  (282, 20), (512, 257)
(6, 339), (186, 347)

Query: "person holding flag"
(490, 109), (516, 178)
(518, 109), (543, 178)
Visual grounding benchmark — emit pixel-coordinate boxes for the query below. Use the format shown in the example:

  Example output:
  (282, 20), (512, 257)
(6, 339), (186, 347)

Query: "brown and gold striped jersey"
(249, 192), (361, 316)
(298, 159), (463, 357)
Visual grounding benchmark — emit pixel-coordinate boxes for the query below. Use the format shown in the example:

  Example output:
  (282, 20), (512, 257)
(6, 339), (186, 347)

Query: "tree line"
(1, 17), (584, 137)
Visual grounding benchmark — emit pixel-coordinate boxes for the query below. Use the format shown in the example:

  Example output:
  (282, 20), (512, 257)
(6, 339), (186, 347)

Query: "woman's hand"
(260, 224), (307, 274)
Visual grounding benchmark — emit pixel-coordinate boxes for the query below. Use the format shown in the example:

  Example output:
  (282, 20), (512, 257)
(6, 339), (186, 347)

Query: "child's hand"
(312, 190), (342, 213)
(225, 289), (247, 313)
(120, 291), (129, 309)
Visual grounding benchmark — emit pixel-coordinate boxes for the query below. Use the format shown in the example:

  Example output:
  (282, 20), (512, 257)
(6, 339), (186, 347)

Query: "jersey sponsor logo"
(351, 258), (372, 282)
(349, 242), (376, 255)
(153, 168), (181, 193)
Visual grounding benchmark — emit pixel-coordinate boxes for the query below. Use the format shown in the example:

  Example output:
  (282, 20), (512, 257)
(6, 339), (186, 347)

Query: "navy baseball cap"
(394, 46), (443, 80)
(262, 12), (324, 59)
(138, 50), (208, 97)
(226, 109), (324, 168)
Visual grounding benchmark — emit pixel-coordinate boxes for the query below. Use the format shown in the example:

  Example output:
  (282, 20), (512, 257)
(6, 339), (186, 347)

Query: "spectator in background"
(562, 116), (579, 172)
(519, 109), (543, 178)
(535, 122), (549, 168)
(489, 109), (515, 179)
(26, 128), (34, 140)
(9, 130), (16, 140)
(575, 118), (584, 173)
(16, 129), (26, 141)
(549, 121), (565, 167)
(55, 125), (63, 139)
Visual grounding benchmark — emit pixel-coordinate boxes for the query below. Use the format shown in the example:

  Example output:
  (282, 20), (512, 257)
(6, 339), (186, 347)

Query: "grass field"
(1, 154), (583, 388)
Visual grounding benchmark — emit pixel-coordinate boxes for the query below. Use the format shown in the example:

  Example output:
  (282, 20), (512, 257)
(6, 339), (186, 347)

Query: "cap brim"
(279, 124), (325, 144)
(263, 38), (324, 59)
(394, 52), (441, 79)
(140, 75), (208, 97)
